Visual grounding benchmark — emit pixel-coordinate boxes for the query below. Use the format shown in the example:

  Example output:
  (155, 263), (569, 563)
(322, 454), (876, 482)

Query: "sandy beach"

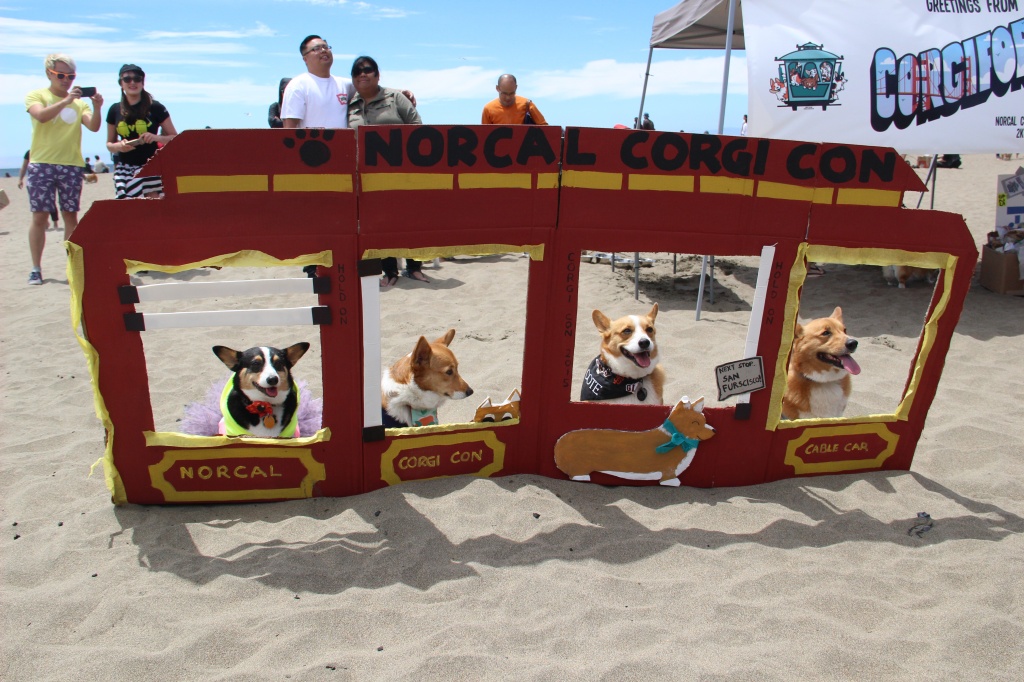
(1, 154), (1022, 680)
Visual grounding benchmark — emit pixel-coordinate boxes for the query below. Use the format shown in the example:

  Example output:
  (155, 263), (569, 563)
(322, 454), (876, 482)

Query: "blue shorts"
(25, 163), (85, 214)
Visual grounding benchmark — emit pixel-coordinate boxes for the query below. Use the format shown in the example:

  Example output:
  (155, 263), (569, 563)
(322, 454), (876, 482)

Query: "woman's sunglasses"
(120, 76), (143, 84)
(47, 69), (76, 81)
(352, 66), (376, 76)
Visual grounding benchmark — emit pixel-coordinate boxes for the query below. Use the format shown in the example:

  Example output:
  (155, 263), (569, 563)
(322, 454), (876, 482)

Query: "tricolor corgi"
(782, 307), (860, 419)
(213, 343), (309, 438)
(382, 329), (473, 428)
(581, 303), (664, 405)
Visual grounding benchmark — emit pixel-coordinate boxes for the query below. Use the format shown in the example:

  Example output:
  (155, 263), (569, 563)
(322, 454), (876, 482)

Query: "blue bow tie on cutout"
(655, 419), (701, 453)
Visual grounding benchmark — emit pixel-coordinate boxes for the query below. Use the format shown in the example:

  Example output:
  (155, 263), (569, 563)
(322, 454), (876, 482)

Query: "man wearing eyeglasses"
(481, 74), (546, 125)
(24, 53), (103, 286)
(281, 36), (353, 129)
(282, 35), (415, 130)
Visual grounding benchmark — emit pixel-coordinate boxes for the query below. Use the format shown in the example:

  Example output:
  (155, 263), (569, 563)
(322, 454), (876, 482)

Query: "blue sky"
(0, 0), (748, 169)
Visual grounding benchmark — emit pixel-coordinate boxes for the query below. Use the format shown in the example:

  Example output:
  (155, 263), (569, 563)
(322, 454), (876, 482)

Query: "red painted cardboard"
(69, 127), (975, 504)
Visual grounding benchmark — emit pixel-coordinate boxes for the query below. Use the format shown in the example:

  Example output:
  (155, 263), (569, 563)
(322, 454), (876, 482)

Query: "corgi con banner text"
(742, 0), (1023, 153)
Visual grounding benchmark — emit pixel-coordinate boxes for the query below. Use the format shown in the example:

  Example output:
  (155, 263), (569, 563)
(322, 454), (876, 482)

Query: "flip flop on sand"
(404, 270), (429, 283)
(380, 275), (399, 288)
(806, 265), (826, 277)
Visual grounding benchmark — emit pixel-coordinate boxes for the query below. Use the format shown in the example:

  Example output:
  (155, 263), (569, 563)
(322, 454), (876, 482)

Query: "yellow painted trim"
(362, 243), (545, 262)
(784, 423), (900, 474)
(756, 181), (833, 204)
(627, 175), (695, 192)
(836, 188), (901, 207)
(381, 418), (519, 438)
(768, 244), (955, 429)
(562, 170), (622, 190)
(379, 431), (506, 486)
(149, 448), (326, 502)
(537, 172), (560, 189)
(124, 249), (333, 275)
(144, 428), (331, 448)
(273, 174), (353, 192)
(700, 176), (755, 196)
(361, 173), (453, 191)
(177, 175), (268, 193)
(67, 242), (127, 505)
(458, 173), (532, 189)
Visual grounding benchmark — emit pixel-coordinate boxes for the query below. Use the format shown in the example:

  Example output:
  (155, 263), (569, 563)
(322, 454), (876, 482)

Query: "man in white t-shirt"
(281, 35), (352, 128)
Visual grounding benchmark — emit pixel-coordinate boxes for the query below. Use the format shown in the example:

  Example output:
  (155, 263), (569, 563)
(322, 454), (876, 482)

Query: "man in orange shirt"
(481, 74), (546, 125)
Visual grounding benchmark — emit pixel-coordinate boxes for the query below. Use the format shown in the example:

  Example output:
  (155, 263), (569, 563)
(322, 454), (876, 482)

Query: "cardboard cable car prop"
(67, 126), (976, 505)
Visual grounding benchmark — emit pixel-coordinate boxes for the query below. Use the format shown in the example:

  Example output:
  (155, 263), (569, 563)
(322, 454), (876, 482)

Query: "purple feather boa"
(179, 376), (323, 437)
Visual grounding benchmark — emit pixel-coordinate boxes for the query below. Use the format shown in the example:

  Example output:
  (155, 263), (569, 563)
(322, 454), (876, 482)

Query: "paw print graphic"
(283, 129), (335, 168)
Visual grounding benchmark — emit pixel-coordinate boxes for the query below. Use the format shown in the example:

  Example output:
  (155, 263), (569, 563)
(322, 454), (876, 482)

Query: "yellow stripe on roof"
(757, 181), (834, 204)
(177, 175), (268, 193)
(361, 173), (453, 192)
(458, 173), (532, 189)
(836, 188), (901, 207)
(273, 174), (353, 192)
(700, 176), (754, 196)
(627, 174), (694, 192)
(536, 173), (560, 189)
(562, 170), (622, 190)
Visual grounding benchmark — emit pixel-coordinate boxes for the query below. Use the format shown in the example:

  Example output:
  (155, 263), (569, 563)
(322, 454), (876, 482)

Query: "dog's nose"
(266, 376), (278, 386)
(638, 338), (650, 350)
(846, 339), (858, 352)
(465, 387), (474, 397)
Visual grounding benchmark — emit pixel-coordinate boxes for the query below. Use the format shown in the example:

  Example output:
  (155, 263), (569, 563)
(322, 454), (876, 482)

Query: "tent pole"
(698, 0), (738, 322)
(716, 0), (739, 134)
(637, 47), (653, 128)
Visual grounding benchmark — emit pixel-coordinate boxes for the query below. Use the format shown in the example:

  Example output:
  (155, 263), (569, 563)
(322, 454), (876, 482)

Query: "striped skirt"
(113, 163), (164, 199)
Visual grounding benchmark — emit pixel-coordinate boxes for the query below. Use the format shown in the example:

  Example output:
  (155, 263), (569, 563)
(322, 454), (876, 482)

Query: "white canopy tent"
(635, 0), (744, 318)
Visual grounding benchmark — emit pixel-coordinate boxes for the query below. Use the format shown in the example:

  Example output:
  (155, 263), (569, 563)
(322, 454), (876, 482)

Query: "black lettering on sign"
(819, 146), (856, 184)
(407, 127), (445, 167)
(787, 144), (817, 180)
(363, 128), (402, 167)
(517, 127), (558, 165)
(447, 126), (478, 167)
(688, 134), (722, 173)
(565, 128), (596, 166)
(483, 127), (514, 168)
(620, 131), (650, 169)
(651, 133), (688, 171)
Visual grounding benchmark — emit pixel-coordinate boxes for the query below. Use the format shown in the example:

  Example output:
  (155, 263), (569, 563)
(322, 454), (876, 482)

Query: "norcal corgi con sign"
(744, 0), (1024, 153)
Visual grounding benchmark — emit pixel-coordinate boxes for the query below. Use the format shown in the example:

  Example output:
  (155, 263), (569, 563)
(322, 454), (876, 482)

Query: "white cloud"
(140, 23), (276, 41)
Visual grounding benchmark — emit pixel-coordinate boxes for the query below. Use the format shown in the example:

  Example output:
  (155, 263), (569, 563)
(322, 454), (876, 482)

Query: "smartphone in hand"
(79, 87), (97, 97)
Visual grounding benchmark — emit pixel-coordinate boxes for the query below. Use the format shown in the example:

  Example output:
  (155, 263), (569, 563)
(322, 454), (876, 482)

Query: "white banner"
(743, 0), (1024, 154)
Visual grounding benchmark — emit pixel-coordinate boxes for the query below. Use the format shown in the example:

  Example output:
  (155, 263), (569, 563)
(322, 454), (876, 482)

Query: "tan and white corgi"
(581, 303), (664, 405)
(782, 307), (860, 419)
(381, 329), (473, 428)
(555, 396), (715, 486)
(882, 264), (937, 289)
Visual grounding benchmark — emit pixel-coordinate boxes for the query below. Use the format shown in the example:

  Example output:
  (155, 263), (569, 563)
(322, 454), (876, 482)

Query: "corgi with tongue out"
(213, 343), (309, 438)
(782, 307), (861, 420)
(581, 303), (664, 405)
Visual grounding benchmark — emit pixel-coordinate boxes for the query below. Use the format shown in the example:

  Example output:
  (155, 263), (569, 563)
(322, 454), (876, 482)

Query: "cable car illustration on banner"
(771, 42), (846, 111)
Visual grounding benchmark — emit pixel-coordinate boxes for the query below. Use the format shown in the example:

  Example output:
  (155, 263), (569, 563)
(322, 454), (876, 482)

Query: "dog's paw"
(571, 475), (591, 482)
(282, 129), (335, 168)
(659, 478), (681, 486)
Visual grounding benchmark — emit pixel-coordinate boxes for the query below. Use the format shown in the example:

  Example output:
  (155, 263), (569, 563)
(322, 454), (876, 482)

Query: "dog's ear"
(648, 302), (659, 321)
(793, 323), (804, 340)
(412, 336), (433, 367)
(213, 345), (241, 371)
(592, 309), (611, 333)
(831, 307), (844, 324)
(436, 329), (456, 347)
(285, 342), (310, 366)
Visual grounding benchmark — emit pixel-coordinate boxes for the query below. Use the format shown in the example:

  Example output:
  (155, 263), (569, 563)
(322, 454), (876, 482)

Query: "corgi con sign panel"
(68, 127), (976, 505)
